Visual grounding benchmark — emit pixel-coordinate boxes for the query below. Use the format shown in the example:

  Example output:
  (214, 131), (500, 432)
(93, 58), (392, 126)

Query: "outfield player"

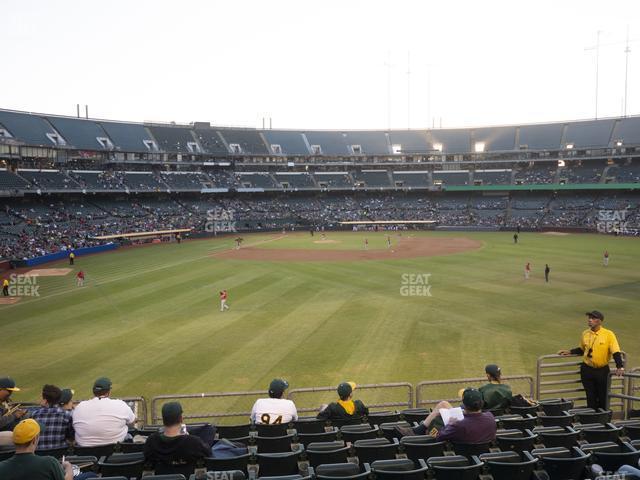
(250, 379), (298, 425)
(69, 252), (75, 265)
(386, 235), (391, 248)
(2, 278), (8, 297)
(219, 289), (229, 312)
(524, 262), (531, 279)
(76, 270), (85, 287)
(545, 264), (550, 283)
(364, 238), (368, 250)
(603, 250), (609, 266)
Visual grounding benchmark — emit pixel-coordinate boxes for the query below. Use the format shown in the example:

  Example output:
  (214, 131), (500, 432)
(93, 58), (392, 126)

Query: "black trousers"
(580, 363), (610, 410)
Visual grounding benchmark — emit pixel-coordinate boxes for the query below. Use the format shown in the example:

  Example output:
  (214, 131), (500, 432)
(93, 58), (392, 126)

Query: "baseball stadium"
(2, 2), (640, 479)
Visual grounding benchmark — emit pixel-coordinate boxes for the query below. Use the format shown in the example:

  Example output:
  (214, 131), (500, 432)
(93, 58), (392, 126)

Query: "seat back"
(480, 451), (538, 480)
(379, 422), (412, 441)
(499, 414), (537, 431)
(216, 424), (252, 439)
(582, 441), (640, 471)
(495, 429), (537, 453)
(306, 442), (350, 468)
(297, 429), (338, 447)
(426, 456), (482, 480)
(399, 436), (445, 462)
(366, 412), (401, 426)
(399, 409), (430, 424)
(118, 441), (146, 453)
(538, 428), (579, 449)
(538, 413), (574, 427)
(294, 418), (327, 434)
(578, 424), (622, 443)
(35, 446), (69, 459)
(257, 450), (302, 477)
(451, 442), (491, 458)
(540, 399), (573, 416)
(315, 463), (370, 480)
(204, 453), (252, 474)
(256, 433), (296, 453)
(74, 443), (117, 457)
(508, 404), (539, 417)
(370, 458), (429, 480)
(354, 438), (397, 464)
(257, 423), (292, 438)
(98, 452), (145, 478)
(533, 447), (590, 480)
(339, 424), (378, 443)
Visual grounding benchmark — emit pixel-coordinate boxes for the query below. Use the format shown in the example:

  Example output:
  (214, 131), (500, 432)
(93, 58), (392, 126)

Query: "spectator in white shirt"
(72, 377), (136, 447)
(251, 379), (298, 425)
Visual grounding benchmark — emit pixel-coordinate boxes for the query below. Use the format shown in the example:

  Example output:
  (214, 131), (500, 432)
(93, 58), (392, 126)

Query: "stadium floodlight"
(615, 140), (623, 147)
(433, 143), (443, 152)
(566, 143), (574, 149)
(474, 142), (485, 153)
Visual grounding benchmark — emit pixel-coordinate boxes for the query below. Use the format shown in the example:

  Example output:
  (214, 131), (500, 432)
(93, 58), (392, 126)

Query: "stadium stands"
(262, 131), (310, 156)
(429, 128), (471, 154)
(18, 170), (81, 191)
(0, 170), (30, 190)
(146, 125), (199, 154)
(342, 131), (390, 155)
(392, 171), (430, 188)
(45, 116), (113, 151)
(432, 171), (470, 186)
(473, 126), (516, 151)
(303, 131), (351, 156)
(219, 129), (269, 155)
(388, 131), (430, 154)
(100, 121), (158, 153)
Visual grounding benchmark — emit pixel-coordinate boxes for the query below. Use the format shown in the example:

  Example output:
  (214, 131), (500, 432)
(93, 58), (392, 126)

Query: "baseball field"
(2, 230), (639, 418)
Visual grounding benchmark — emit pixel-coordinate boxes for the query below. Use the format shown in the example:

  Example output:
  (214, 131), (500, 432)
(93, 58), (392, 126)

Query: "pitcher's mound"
(217, 236), (481, 262)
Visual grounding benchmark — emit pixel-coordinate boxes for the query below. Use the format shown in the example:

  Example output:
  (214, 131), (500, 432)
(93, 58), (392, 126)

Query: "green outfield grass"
(3, 231), (639, 417)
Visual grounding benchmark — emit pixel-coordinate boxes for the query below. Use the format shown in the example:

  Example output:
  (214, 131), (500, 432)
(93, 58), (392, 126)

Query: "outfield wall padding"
(16, 243), (119, 267)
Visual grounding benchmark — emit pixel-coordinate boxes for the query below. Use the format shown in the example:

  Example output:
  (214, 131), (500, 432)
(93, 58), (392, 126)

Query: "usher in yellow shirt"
(579, 327), (621, 368)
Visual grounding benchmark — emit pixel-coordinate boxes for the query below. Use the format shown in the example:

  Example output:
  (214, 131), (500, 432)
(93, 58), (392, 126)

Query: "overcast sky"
(2, 0), (640, 130)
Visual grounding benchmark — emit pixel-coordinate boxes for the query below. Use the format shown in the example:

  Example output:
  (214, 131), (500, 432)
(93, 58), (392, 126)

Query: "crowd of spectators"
(1, 192), (639, 260)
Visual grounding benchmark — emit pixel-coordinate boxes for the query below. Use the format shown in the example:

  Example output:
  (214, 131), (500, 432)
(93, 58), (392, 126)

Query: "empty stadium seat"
(353, 437), (398, 464)
(508, 403), (540, 417)
(580, 441), (640, 472)
(257, 423), (293, 438)
(495, 428), (538, 453)
(379, 421), (413, 441)
(216, 424), (252, 439)
(534, 426), (579, 449)
(573, 422), (622, 443)
(497, 413), (537, 431)
(426, 455), (483, 480)
(204, 453), (252, 474)
(399, 435), (446, 462)
(531, 447), (590, 480)
(400, 408), (430, 424)
(305, 441), (350, 468)
(315, 462), (371, 480)
(297, 429), (339, 447)
(294, 417), (327, 434)
(540, 399), (574, 416)
(451, 442), (492, 458)
(339, 424), (379, 443)
(256, 433), (297, 453)
(366, 411), (401, 426)
(97, 452), (146, 478)
(614, 419), (640, 440)
(369, 458), (429, 480)
(257, 450), (304, 477)
(568, 408), (612, 425)
(479, 451), (539, 480)
(538, 411), (575, 428)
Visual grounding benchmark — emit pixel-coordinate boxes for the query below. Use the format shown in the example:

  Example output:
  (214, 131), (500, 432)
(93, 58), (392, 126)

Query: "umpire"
(558, 310), (624, 410)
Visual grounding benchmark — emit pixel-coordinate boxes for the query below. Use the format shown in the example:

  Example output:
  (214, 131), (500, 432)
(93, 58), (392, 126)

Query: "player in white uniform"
(250, 379), (298, 425)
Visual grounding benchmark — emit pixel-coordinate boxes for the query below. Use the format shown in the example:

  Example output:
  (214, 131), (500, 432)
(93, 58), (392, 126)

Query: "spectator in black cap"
(317, 381), (368, 423)
(59, 389), (75, 411)
(0, 377), (27, 446)
(144, 402), (210, 475)
(558, 310), (624, 409)
(396, 388), (497, 444)
(250, 378), (298, 424)
(30, 384), (74, 451)
(479, 364), (512, 410)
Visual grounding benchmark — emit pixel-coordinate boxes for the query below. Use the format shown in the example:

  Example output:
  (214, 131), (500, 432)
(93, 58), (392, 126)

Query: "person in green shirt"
(0, 418), (74, 480)
(479, 364), (512, 411)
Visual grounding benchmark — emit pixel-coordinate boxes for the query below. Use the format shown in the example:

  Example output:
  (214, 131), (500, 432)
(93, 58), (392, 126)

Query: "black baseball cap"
(59, 388), (74, 405)
(0, 377), (20, 391)
(337, 382), (356, 399)
(462, 388), (483, 410)
(93, 377), (112, 392)
(485, 364), (501, 378)
(269, 379), (289, 397)
(585, 310), (604, 321)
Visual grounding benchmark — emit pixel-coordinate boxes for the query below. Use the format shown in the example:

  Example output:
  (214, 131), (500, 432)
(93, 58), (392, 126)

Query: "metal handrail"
(415, 375), (534, 408)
